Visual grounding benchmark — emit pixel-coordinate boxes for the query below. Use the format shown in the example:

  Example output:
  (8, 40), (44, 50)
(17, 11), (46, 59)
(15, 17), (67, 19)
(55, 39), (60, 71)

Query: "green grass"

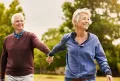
(34, 74), (120, 81)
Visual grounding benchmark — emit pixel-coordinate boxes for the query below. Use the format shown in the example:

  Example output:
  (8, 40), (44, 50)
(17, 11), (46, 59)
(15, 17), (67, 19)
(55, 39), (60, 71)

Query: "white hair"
(11, 13), (25, 24)
(72, 8), (92, 27)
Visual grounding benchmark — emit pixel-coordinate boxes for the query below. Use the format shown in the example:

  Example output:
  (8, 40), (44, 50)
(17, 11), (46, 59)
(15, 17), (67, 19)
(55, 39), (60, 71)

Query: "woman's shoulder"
(63, 33), (71, 37)
(61, 33), (72, 42)
(89, 32), (98, 39)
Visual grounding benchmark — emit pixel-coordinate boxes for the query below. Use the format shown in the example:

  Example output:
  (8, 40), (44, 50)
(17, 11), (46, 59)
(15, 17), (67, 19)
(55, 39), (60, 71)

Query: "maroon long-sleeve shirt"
(0, 31), (50, 79)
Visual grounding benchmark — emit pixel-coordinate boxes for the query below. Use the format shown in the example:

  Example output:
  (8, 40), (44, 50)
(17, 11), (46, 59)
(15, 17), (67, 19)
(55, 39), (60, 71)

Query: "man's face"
(12, 15), (25, 31)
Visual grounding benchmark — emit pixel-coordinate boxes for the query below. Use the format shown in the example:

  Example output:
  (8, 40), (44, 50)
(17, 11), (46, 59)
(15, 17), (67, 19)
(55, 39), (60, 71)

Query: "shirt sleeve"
(30, 33), (50, 55)
(95, 39), (112, 75)
(0, 38), (8, 79)
(48, 34), (68, 56)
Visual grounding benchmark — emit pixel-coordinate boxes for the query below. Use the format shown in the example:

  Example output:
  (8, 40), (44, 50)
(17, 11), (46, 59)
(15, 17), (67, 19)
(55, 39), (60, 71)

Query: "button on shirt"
(48, 32), (112, 78)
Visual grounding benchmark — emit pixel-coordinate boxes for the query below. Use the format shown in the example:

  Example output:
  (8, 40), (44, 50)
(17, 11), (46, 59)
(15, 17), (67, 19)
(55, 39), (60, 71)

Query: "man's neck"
(15, 30), (23, 34)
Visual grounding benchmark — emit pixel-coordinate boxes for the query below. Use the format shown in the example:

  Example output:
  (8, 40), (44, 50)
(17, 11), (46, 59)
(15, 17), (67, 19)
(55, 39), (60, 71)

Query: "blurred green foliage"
(0, 0), (23, 54)
(0, 0), (120, 76)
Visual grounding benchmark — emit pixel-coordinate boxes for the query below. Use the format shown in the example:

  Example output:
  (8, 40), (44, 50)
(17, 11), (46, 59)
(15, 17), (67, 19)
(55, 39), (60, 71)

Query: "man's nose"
(85, 19), (89, 23)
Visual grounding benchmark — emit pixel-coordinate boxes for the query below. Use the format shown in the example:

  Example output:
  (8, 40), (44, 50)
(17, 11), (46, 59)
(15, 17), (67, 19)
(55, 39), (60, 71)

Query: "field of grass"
(34, 74), (120, 81)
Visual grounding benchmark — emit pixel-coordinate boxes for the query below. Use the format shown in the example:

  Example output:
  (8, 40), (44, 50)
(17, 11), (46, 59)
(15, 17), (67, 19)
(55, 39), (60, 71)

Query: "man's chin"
(16, 29), (23, 31)
(17, 27), (23, 30)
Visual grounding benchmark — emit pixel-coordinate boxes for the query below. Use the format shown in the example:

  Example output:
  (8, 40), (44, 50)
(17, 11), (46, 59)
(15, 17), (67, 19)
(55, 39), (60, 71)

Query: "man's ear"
(12, 24), (15, 29)
(12, 23), (13, 27)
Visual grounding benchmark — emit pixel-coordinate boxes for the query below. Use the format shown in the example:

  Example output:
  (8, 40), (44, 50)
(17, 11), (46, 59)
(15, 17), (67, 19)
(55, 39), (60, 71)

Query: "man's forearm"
(0, 79), (4, 81)
(0, 53), (7, 80)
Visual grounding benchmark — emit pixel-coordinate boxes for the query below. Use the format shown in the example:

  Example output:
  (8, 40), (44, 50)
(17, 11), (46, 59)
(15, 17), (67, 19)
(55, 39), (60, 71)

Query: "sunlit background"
(0, 0), (66, 38)
(1, 0), (120, 45)
(0, 0), (120, 80)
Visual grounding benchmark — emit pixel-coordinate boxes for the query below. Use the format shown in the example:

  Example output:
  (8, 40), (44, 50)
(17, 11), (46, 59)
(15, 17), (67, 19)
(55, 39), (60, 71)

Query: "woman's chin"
(84, 27), (89, 30)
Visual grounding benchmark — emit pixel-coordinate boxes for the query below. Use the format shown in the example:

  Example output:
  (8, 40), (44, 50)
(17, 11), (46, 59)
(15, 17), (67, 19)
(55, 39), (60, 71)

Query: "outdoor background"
(0, 0), (120, 81)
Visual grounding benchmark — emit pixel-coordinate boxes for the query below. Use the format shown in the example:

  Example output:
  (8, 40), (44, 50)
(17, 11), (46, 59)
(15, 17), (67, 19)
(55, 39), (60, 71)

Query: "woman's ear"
(74, 20), (78, 27)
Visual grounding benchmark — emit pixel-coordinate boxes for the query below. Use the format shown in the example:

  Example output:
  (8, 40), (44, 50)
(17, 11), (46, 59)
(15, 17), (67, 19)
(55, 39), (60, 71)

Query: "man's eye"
(15, 20), (19, 22)
(20, 20), (23, 22)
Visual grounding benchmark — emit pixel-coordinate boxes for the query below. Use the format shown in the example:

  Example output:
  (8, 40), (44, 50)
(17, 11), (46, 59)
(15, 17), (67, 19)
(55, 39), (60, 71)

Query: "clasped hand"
(46, 56), (54, 65)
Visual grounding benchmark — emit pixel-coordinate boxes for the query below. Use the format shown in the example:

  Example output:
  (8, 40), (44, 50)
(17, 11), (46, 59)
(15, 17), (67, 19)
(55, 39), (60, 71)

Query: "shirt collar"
(71, 32), (90, 39)
(14, 30), (24, 39)
(71, 32), (90, 46)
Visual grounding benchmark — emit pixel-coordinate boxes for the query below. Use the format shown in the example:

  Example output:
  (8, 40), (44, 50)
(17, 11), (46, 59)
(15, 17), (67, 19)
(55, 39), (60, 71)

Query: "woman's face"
(76, 12), (90, 30)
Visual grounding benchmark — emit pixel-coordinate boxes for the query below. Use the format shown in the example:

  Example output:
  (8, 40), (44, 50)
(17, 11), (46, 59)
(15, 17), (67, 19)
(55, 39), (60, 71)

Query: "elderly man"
(0, 13), (50, 81)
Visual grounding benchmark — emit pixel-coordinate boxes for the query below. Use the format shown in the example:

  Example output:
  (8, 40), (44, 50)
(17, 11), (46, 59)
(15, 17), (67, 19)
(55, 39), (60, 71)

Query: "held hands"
(46, 56), (54, 65)
(106, 75), (114, 81)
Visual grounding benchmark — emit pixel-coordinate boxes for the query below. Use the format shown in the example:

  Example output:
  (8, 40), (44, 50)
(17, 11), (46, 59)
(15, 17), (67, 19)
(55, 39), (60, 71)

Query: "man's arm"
(0, 39), (8, 80)
(30, 33), (50, 54)
(0, 79), (4, 81)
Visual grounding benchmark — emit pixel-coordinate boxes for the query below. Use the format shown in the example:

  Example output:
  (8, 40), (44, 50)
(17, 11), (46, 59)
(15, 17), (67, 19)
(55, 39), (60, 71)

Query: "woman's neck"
(75, 29), (87, 37)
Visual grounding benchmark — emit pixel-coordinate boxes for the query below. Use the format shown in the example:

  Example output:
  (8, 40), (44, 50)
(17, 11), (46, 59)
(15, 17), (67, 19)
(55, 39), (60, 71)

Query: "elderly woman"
(46, 8), (113, 81)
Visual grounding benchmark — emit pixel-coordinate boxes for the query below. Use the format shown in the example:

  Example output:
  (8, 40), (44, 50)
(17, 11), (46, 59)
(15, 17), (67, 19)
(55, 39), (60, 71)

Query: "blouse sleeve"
(48, 34), (69, 56)
(95, 39), (112, 75)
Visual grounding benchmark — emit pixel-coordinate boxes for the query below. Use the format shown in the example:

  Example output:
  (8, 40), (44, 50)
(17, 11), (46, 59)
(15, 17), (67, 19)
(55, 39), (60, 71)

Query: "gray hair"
(11, 13), (25, 24)
(72, 8), (92, 27)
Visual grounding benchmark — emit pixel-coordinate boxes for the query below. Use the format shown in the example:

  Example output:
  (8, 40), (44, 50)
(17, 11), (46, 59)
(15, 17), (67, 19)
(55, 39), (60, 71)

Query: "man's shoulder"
(24, 31), (35, 36)
(5, 33), (13, 39)
(24, 31), (37, 39)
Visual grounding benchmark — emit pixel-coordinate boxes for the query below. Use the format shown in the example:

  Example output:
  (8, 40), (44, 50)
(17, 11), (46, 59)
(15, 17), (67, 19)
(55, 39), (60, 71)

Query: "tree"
(0, 0), (23, 55)
(34, 49), (48, 74)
